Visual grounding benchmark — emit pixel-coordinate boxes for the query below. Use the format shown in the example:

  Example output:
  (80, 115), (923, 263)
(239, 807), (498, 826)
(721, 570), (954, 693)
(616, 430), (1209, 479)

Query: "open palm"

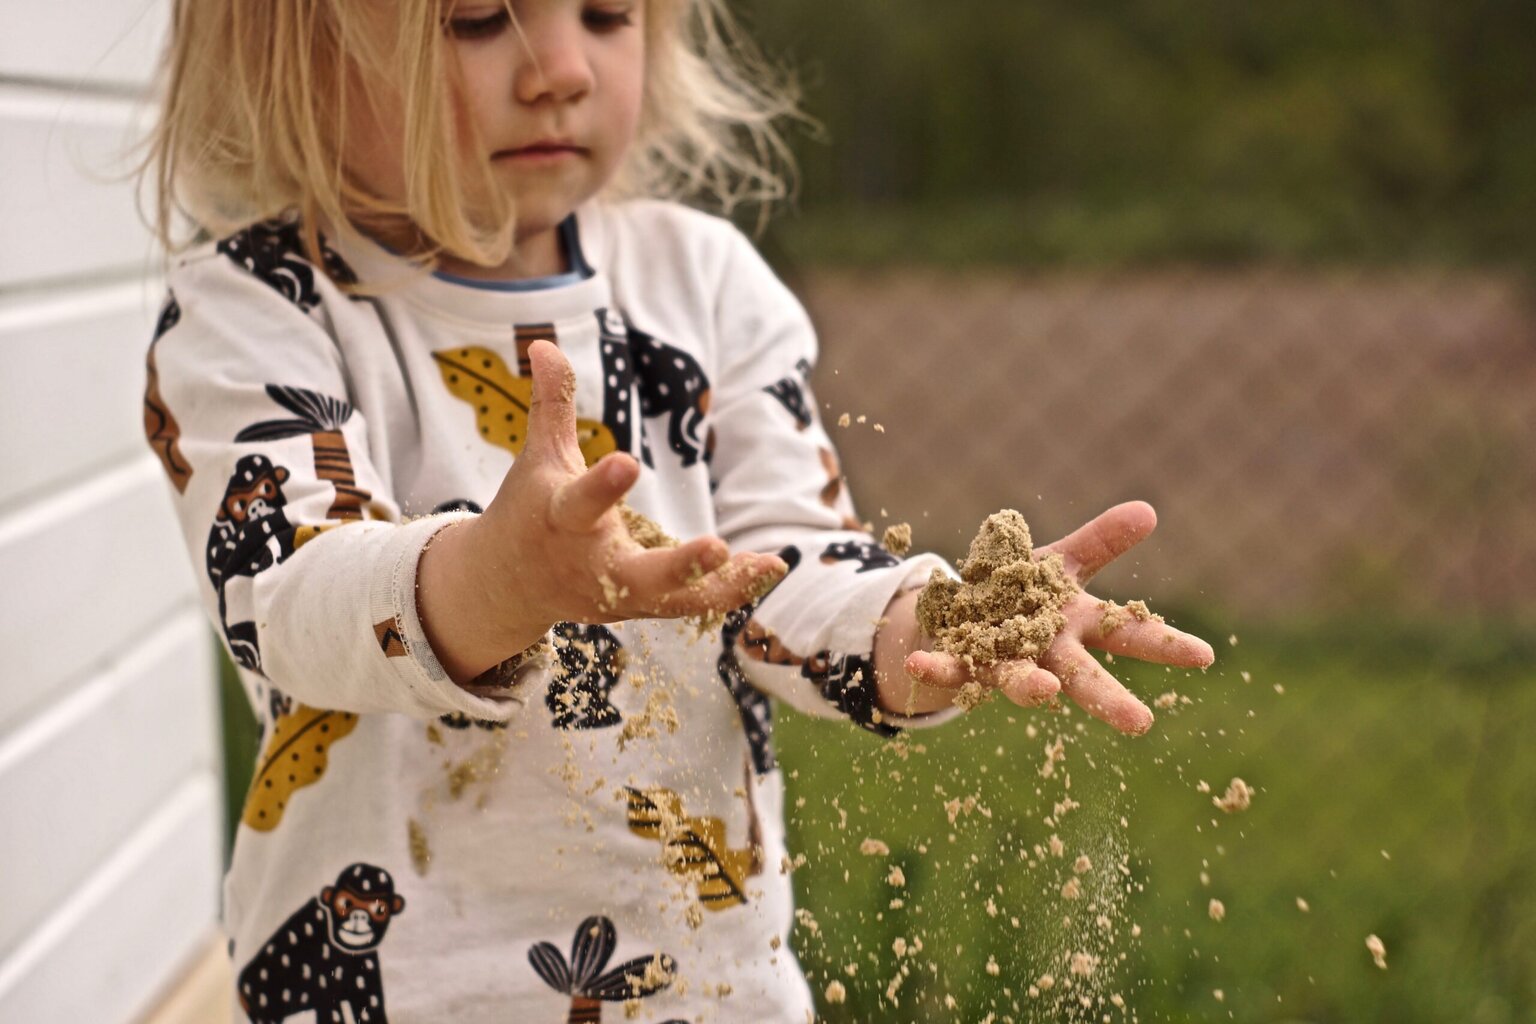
(906, 502), (1214, 735)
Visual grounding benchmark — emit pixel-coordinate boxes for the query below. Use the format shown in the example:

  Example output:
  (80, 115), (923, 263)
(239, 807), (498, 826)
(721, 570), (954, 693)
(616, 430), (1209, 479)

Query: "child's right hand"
(417, 341), (786, 685)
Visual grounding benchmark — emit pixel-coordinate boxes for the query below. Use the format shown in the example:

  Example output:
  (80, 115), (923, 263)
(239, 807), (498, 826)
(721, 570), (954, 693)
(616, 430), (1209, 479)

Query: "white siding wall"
(0, 1), (225, 1020)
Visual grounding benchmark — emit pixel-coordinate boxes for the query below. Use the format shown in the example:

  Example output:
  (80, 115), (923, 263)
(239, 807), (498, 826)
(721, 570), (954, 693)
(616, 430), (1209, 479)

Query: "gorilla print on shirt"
(217, 220), (358, 315)
(238, 863), (405, 1024)
(206, 453), (299, 675)
(594, 308), (712, 470)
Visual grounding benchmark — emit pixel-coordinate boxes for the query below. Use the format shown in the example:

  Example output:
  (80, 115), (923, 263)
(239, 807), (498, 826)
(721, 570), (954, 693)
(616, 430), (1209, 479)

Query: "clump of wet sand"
(916, 510), (1074, 666)
(617, 500), (677, 549)
(882, 522), (912, 557)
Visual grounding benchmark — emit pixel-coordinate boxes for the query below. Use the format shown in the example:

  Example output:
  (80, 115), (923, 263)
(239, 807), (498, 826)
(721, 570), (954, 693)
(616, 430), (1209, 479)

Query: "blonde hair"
(142, 0), (801, 270)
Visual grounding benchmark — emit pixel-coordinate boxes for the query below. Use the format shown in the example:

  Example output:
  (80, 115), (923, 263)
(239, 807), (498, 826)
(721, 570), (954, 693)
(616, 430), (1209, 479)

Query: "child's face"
(450, 0), (645, 244)
(353, 1), (645, 264)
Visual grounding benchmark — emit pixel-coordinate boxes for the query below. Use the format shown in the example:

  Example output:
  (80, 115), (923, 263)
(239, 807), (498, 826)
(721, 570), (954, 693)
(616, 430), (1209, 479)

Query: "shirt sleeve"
(144, 240), (524, 724)
(707, 226), (960, 733)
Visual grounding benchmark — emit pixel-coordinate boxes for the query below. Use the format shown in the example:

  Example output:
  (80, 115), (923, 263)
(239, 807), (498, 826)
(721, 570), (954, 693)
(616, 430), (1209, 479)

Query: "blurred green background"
(742, 0), (1536, 270)
(220, 2), (1535, 1021)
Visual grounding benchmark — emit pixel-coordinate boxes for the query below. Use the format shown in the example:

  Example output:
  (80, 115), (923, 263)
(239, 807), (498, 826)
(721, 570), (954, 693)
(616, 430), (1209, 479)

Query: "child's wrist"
(873, 588), (952, 716)
(418, 516), (552, 685)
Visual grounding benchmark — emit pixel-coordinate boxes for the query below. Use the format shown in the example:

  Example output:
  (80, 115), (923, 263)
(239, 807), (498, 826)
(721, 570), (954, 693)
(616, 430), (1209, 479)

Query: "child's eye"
(446, 9), (511, 41)
(582, 4), (636, 33)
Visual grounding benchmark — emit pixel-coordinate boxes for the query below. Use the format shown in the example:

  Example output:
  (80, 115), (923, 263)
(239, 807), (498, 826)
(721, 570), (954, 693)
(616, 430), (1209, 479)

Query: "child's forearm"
(416, 518), (553, 686)
(872, 588), (955, 716)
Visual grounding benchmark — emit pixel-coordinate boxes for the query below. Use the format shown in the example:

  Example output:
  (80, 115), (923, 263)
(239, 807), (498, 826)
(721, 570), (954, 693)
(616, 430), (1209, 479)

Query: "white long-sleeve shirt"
(145, 199), (954, 1023)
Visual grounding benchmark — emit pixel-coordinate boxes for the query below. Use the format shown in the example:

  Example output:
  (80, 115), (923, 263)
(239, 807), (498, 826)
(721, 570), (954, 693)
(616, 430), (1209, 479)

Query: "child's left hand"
(887, 502), (1214, 735)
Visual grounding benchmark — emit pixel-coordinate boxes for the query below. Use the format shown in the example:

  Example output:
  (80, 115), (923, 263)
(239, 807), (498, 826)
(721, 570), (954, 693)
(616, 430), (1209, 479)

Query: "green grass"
(775, 618), (1536, 1022)
(217, 618), (1536, 1021)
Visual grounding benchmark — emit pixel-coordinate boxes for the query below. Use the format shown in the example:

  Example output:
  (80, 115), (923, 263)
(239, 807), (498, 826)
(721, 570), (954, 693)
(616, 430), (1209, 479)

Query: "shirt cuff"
(371, 513), (533, 722)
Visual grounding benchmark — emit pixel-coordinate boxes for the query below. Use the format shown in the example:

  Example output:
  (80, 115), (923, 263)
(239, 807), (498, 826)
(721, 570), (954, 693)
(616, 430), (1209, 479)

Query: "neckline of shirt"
(428, 214), (595, 292)
(330, 204), (612, 328)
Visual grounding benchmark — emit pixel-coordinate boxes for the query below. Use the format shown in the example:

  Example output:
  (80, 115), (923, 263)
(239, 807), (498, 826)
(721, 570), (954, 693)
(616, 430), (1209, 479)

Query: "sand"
(1214, 777), (1254, 814)
(617, 500), (677, 549)
(1366, 934), (1388, 969)
(407, 818), (431, 876)
(915, 510), (1074, 666)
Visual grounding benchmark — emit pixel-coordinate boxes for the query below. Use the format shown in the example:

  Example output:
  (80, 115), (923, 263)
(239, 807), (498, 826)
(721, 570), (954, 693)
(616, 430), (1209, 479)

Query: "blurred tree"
(735, 0), (1536, 266)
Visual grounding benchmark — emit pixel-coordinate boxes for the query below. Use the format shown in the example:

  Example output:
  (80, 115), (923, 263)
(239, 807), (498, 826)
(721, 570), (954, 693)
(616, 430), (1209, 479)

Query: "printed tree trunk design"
(624, 787), (762, 910)
(235, 385), (370, 520)
(527, 916), (682, 1023)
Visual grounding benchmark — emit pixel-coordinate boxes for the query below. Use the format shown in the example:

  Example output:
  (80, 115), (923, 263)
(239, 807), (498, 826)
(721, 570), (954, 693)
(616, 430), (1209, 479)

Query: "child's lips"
(495, 141), (586, 163)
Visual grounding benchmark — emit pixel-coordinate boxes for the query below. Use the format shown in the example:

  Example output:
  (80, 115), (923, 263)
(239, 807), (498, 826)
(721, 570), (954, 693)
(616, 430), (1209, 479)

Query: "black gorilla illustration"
(719, 605), (778, 776)
(718, 543), (899, 754)
(595, 309), (642, 457)
(802, 650), (896, 737)
(717, 547), (801, 775)
(820, 539), (901, 573)
(547, 622), (626, 730)
(205, 454), (298, 674)
(763, 358), (815, 430)
(217, 220), (358, 313)
(238, 863), (405, 1024)
(594, 308), (712, 469)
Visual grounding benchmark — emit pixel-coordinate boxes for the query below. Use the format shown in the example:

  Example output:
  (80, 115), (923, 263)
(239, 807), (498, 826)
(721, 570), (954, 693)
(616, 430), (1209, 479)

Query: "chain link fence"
(795, 267), (1536, 625)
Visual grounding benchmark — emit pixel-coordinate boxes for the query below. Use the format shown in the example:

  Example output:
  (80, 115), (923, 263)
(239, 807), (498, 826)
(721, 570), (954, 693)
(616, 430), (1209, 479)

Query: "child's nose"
(513, 21), (594, 104)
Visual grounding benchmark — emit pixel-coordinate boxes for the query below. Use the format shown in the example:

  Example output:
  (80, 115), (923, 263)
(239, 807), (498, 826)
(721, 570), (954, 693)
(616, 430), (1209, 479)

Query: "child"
(141, 1), (1214, 1020)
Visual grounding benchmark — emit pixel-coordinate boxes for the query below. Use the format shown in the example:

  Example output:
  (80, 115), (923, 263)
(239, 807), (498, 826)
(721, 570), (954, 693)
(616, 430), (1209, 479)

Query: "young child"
(141, 1), (1214, 1020)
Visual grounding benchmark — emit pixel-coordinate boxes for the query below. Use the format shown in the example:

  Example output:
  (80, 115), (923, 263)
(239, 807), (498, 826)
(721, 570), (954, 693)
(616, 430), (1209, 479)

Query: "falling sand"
(1214, 777), (1254, 814)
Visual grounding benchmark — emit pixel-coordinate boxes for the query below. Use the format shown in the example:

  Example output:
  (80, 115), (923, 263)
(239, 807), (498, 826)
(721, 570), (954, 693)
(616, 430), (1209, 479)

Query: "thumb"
(524, 339), (583, 469)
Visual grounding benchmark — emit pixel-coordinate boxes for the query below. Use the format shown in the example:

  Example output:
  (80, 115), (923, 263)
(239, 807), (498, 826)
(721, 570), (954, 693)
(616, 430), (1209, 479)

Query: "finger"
(549, 453), (638, 531)
(1048, 641), (1154, 736)
(525, 339), (584, 469)
(993, 661), (1061, 707)
(902, 650), (1003, 691)
(651, 552), (787, 617)
(612, 535), (731, 596)
(1037, 501), (1157, 584)
(904, 649), (970, 690)
(1088, 616), (1215, 669)
(904, 652), (1059, 708)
